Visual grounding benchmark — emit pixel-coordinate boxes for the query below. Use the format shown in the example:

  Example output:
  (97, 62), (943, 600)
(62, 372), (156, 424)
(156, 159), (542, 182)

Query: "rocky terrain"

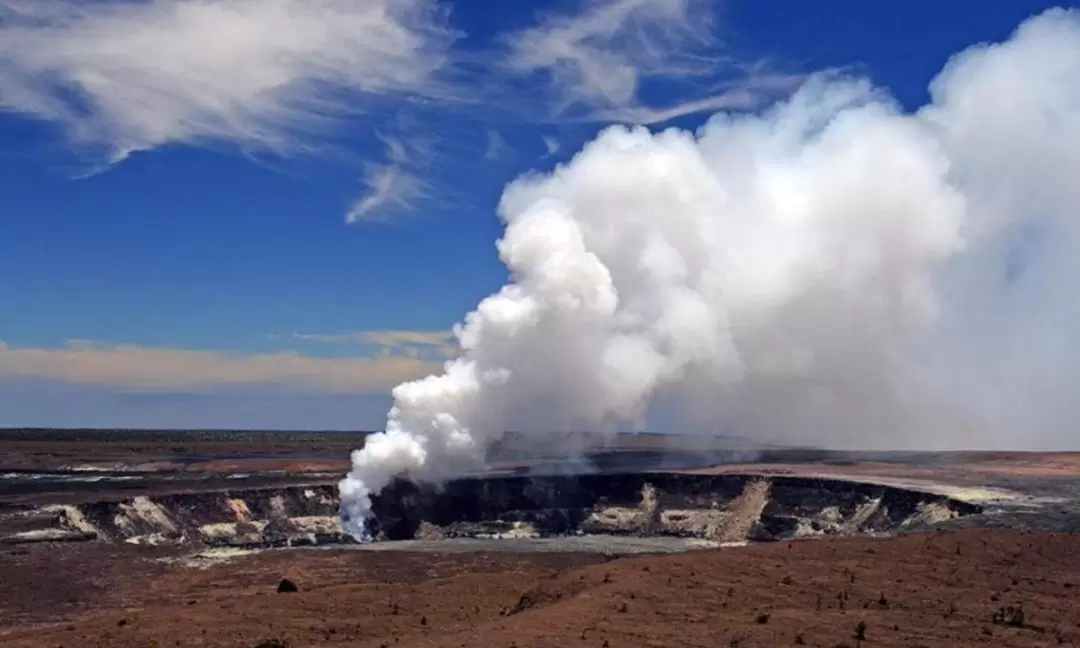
(1, 473), (978, 550)
(4, 528), (1080, 647)
(3, 430), (1080, 646)
(366, 472), (978, 545)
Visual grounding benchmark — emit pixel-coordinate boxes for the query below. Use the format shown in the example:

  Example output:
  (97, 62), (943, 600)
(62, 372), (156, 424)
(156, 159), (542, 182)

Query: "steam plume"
(340, 8), (1080, 537)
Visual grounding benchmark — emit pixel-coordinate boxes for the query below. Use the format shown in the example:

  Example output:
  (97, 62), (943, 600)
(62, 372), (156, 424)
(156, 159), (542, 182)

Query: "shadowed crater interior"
(366, 472), (979, 544)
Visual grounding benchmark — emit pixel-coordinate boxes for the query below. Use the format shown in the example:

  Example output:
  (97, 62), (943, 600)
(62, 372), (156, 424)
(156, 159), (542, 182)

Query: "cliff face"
(367, 473), (981, 542)
(51, 486), (346, 547)
(19, 472), (980, 548)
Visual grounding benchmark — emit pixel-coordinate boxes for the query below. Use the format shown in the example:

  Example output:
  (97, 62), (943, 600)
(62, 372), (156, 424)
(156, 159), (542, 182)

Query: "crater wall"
(2, 473), (981, 548)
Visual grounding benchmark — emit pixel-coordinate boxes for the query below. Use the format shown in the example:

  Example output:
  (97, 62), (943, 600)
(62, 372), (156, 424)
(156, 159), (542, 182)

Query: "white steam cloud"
(340, 8), (1080, 537)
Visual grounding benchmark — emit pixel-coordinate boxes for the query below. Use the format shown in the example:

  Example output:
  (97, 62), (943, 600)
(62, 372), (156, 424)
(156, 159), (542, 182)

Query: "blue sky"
(0, 0), (1071, 429)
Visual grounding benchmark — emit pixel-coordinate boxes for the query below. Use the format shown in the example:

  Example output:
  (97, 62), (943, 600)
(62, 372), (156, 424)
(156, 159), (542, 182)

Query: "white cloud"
(345, 162), (429, 223)
(0, 340), (443, 393)
(504, 0), (718, 112)
(0, 0), (458, 161)
(593, 74), (807, 124)
(344, 119), (439, 222)
(293, 329), (458, 357)
(0, 0), (800, 228)
(483, 129), (508, 160)
(378, 134), (412, 165)
(542, 135), (560, 156)
(499, 0), (799, 125)
(375, 127), (438, 167)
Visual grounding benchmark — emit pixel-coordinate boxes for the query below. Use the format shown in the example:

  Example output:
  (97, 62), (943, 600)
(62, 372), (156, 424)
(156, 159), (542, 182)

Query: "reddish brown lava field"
(3, 529), (1080, 647)
(6, 431), (1080, 647)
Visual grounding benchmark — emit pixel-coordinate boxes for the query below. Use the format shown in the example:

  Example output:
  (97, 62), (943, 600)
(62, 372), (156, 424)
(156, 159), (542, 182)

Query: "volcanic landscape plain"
(3, 429), (1080, 647)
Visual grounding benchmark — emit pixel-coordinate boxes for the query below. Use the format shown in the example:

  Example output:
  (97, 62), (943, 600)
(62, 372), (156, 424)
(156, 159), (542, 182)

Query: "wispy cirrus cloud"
(346, 162), (430, 223)
(0, 0), (458, 162)
(502, 0), (798, 123)
(505, 0), (713, 109)
(0, 0), (800, 224)
(541, 135), (561, 157)
(344, 125), (441, 222)
(590, 72), (807, 124)
(0, 339), (445, 393)
(483, 129), (508, 160)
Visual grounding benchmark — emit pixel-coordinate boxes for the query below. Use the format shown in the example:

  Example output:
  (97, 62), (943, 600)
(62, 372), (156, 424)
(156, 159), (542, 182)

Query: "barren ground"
(4, 430), (1080, 647)
(4, 529), (1080, 647)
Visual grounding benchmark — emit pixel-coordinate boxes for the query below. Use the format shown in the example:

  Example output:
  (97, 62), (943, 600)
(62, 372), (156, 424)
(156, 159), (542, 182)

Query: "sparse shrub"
(251, 640), (289, 648)
(795, 632), (806, 645)
(991, 604), (1026, 628)
(854, 620), (867, 641)
(781, 574), (794, 585)
(419, 615), (427, 626)
(944, 601), (958, 618)
(755, 612), (771, 625)
(276, 578), (298, 594)
(878, 592), (888, 608)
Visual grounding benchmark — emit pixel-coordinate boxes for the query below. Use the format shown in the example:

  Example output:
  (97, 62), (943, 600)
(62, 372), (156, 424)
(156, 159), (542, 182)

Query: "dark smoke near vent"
(342, 8), (1080, 539)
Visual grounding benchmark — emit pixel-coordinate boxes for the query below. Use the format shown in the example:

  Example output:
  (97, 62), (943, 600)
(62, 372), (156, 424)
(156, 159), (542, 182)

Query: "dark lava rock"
(276, 578), (299, 593)
(750, 515), (801, 542)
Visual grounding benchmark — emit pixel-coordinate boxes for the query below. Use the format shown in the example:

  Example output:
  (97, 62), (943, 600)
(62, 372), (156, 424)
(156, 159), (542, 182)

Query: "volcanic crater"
(7, 472), (980, 552)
